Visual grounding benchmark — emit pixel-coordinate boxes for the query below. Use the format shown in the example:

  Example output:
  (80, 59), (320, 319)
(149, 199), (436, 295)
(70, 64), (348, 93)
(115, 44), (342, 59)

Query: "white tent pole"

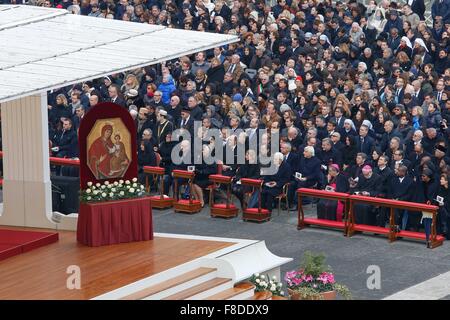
(0, 92), (54, 228)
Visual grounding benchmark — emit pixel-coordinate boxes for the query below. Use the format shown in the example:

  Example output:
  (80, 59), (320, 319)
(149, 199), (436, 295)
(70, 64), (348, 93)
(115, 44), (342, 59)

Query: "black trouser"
(438, 207), (448, 236)
(261, 186), (282, 212)
(376, 207), (390, 227)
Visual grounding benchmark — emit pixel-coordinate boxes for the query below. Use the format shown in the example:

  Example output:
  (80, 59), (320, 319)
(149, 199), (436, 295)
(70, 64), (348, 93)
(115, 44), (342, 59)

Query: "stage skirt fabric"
(77, 197), (153, 247)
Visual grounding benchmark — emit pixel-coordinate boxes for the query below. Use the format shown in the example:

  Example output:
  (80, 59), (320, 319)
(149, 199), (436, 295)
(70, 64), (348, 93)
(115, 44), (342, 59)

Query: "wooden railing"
(297, 188), (445, 249)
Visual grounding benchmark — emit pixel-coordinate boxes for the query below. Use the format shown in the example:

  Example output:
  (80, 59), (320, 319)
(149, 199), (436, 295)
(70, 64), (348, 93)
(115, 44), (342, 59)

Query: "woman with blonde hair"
(230, 101), (245, 117)
(397, 51), (412, 72)
(49, 93), (71, 127)
(121, 74), (139, 95)
(333, 94), (351, 117)
(220, 95), (233, 118)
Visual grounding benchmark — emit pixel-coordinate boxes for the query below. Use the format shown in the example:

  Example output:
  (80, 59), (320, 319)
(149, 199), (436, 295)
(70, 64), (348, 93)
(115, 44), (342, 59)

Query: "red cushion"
(176, 199), (201, 205)
(241, 178), (263, 187)
(297, 188), (349, 199)
(212, 203), (237, 209)
(244, 208), (270, 214)
(398, 230), (446, 242)
(353, 224), (390, 234)
(172, 170), (194, 178)
(303, 218), (346, 229)
(144, 166), (165, 174)
(149, 195), (173, 200)
(209, 174), (232, 183)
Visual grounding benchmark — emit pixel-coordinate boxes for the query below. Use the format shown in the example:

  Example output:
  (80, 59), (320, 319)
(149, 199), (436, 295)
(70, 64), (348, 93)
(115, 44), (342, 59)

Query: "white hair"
(274, 152), (284, 163)
(305, 146), (315, 157)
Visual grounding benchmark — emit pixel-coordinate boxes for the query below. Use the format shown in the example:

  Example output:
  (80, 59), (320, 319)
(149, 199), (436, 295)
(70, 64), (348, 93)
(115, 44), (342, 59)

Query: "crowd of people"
(25, 0), (450, 244)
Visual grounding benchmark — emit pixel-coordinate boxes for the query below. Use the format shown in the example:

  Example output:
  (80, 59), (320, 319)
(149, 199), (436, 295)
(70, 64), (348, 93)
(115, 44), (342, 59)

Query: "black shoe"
(426, 241), (430, 248)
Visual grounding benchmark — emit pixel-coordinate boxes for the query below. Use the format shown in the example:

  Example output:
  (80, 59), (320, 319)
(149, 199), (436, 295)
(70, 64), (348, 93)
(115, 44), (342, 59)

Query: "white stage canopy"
(0, 5), (239, 230)
(0, 5), (239, 103)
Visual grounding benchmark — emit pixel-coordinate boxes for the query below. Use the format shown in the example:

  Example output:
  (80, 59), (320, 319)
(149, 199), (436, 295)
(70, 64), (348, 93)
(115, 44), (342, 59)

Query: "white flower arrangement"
(249, 273), (284, 296)
(80, 179), (148, 203)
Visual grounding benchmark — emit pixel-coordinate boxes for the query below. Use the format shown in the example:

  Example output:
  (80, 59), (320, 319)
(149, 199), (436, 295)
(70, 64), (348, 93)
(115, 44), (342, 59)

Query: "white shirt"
(399, 177), (405, 183)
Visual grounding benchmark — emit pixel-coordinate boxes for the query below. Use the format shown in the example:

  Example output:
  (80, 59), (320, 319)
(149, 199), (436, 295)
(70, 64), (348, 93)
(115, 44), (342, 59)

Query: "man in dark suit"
(136, 107), (155, 145)
(380, 120), (402, 152)
(356, 125), (375, 155)
(409, 0), (425, 20)
(394, 77), (405, 104)
(390, 150), (412, 172)
(388, 165), (415, 229)
(317, 138), (342, 169)
(72, 105), (85, 131)
(261, 152), (292, 213)
(434, 78), (446, 105)
(178, 107), (195, 138)
(108, 84), (127, 108)
(374, 155), (394, 226)
(412, 80), (425, 106)
(51, 118), (78, 158)
(187, 96), (203, 121)
(280, 141), (298, 176)
(289, 146), (322, 209)
(330, 107), (346, 130)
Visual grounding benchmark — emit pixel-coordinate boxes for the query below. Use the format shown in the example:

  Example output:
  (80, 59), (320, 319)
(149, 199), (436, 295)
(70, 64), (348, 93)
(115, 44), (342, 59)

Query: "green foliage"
(299, 251), (331, 277)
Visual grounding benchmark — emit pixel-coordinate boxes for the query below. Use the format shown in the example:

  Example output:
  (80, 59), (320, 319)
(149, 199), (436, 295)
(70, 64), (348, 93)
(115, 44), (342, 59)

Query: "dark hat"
(145, 67), (157, 79)
(259, 92), (268, 100)
(280, 17), (290, 25)
(181, 106), (191, 113)
(389, 9), (398, 16)
(436, 144), (448, 153)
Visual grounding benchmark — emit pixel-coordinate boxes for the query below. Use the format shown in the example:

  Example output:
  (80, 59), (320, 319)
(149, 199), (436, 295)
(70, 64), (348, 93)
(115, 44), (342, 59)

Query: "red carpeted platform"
(0, 229), (59, 262)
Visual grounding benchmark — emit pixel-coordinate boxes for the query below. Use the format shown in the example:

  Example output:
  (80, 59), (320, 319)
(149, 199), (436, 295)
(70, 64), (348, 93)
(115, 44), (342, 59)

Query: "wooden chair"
(209, 174), (238, 218)
(172, 169), (202, 214)
(206, 163), (223, 207)
(241, 178), (270, 223)
(143, 166), (174, 209)
(275, 182), (290, 215)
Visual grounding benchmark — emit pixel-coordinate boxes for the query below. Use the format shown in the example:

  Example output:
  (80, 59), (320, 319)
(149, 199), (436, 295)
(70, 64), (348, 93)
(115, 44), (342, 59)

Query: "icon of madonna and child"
(87, 121), (131, 179)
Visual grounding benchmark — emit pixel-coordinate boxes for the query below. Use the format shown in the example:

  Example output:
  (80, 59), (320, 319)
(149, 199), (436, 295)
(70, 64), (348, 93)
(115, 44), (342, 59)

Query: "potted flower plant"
(284, 251), (352, 300)
(249, 273), (285, 298)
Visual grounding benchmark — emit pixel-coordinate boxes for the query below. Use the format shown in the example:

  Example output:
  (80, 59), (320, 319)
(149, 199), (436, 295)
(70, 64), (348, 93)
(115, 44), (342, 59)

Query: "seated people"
(51, 118), (78, 158)
(159, 133), (176, 195)
(261, 152), (291, 213)
(192, 145), (218, 207)
(290, 146), (322, 209)
(349, 165), (381, 225)
(388, 165), (414, 229)
(316, 164), (349, 221)
(232, 149), (260, 209)
(137, 140), (157, 185)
